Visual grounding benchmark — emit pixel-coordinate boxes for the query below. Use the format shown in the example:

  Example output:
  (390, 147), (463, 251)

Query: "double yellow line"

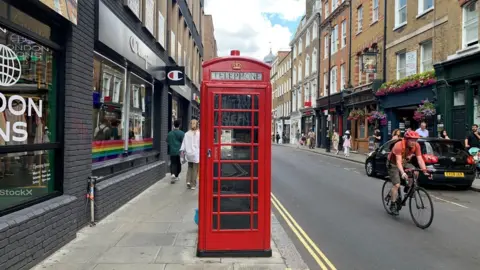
(271, 193), (337, 270)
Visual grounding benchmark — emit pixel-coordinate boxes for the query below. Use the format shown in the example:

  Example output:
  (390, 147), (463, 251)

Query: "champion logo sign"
(167, 70), (183, 81)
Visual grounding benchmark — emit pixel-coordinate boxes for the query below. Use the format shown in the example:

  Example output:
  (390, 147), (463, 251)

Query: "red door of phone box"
(197, 50), (272, 257)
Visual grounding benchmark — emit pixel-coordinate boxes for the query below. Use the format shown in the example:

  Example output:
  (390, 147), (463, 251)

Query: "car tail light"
(467, 156), (475, 165)
(422, 154), (439, 164)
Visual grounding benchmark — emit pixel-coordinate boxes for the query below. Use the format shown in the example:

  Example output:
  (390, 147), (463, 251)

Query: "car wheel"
(365, 160), (376, 177)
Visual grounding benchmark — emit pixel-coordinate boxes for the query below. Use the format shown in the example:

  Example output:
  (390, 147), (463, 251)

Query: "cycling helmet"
(404, 130), (421, 139)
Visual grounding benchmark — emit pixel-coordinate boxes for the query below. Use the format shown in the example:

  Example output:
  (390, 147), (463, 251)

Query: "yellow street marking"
(271, 198), (328, 270)
(272, 193), (337, 270)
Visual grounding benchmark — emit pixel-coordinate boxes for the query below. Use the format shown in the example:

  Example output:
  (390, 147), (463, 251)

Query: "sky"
(204, 0), (305, 61)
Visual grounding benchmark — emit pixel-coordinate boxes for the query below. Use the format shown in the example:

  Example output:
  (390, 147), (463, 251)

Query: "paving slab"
(31, 168), (309, 270)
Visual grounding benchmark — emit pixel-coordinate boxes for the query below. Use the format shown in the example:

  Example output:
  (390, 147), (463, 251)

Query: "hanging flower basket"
(347, 109), (365, 121)
(413, 99), (436, 122)
(367, 111), (387, 126)
(375, 70), (437, 96)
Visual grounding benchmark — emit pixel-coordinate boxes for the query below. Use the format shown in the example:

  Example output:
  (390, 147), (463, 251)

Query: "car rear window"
(421, 141), (467, 157)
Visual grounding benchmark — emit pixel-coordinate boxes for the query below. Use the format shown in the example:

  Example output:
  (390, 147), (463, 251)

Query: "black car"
(365, 138), (475, 188)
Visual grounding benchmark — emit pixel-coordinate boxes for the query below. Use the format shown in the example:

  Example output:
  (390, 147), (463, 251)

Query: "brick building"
(271, 50), (292, 143)
(316, 0), (351, 148)
(0, 0), (207, 269)
(379, 0), (462, 141)
(202, 14), (218, 62)
(291, 1), (322, 144)
(345, 0), (385, 153)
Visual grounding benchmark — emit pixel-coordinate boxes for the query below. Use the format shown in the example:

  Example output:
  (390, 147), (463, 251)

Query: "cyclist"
(387, 130), (429, 215)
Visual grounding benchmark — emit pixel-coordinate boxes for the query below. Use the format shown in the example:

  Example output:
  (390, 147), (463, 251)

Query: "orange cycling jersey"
(388, 140), (422, 164)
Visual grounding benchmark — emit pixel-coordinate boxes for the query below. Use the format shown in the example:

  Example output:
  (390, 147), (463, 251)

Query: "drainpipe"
(316, 13), (321, 147)
(348, 0), (353, 87)
(382, 0), (387, 82)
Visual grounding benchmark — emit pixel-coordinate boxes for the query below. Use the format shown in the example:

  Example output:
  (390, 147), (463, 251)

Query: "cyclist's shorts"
(387, 162), (415, 185)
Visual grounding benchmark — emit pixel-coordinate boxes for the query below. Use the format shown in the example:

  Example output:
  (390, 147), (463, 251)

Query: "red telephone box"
(197, 50), (272, 257)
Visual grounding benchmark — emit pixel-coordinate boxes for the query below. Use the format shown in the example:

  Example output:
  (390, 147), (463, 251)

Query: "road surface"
(271, 145), (480, 270)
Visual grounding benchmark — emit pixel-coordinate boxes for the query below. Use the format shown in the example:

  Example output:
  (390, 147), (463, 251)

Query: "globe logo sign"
(0, 44), (21, 87)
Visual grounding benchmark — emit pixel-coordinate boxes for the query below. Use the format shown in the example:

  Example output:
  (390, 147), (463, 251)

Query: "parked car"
(365, 138), (475, 188)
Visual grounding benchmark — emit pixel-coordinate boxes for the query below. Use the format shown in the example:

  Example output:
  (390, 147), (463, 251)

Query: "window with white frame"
(293, 66), (297, 84)
(294, 45), (297, 58)
(330, 66), (338, 94)
(313, 23), (318, 39)
(299, 39), (303, 54)
(306, 29), (311, 47)
(357, 6), (363, 33)
(340, 64), (346, 90)
(325, 0), (329, 18)
(373, 0), (379, 22)
(297, 89), (302, 109)
(463, 1), (479, 48)
(324, 35), (329, 58)
(420, 40), (433, 72)
(332, 0), (338, 11)
(293, 90), (297, 111)
(304, 84), (310, 102)
(306, 55), (310, 76)
(358, 55), (363, 84)
(418, 0), (433, 15)
(323, 72), (328, 96)
(312, 48), (318, 72)
(396, 52), (407, 79)
(395, 0), (407, 27)
(330, 25), (338, 54)
(341, 20), (347, 48)
(311, 80), (317, 107)
(298, 62), (303, 82)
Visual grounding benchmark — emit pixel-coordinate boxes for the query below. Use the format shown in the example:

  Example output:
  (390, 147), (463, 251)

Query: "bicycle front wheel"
(409, 187), (434, 229)
(382, 181), (394, 215)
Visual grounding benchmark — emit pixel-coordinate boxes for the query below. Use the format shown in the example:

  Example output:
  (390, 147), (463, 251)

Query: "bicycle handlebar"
(404, 168), (433, 173)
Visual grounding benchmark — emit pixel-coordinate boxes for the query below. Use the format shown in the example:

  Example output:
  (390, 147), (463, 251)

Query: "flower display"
(375, 70), (436, 96)
(367, 111), (387, 126)
(413, 99), (436, 122)
(347, 109), (365, 120)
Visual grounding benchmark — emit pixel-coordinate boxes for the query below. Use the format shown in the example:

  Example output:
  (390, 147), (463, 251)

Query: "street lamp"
(325, 23), (334, 153)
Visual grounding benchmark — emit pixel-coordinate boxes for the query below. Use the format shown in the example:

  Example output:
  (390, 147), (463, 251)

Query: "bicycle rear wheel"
(409, 187), (434, 229)
(382, 181), (394, 215)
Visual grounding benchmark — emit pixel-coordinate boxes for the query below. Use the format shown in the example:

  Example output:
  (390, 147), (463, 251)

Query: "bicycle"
(381, 168), (434, 229)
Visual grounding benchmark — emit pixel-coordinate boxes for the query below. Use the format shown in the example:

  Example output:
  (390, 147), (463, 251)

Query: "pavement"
(276, 143), (480, 192)
(271, 145), (480, 269)
(31, 166), (309, 270)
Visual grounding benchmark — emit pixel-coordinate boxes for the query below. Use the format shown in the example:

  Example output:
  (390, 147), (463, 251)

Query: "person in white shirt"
(180, 119), (200, 190)
(415, 121), (429, 138)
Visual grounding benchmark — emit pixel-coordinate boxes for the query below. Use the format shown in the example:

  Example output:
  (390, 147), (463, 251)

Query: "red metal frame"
(198, 52), (272, 257)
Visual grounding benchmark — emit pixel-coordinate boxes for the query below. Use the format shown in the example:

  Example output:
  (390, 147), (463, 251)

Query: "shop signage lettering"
(8, 34), (49, 59)
(129, 36), (152, 68)
(0, 93), (43, 142)
(215, 112), (252, 126)
(211, 72), (263, 81)
(32, 163), (51, 184)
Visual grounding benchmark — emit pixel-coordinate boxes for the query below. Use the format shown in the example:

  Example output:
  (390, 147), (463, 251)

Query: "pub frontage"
(316, 92), (343, 149)
(375, 70), (437, 141)
(434, 48), (480, 141)
(343, 82), (378, 153)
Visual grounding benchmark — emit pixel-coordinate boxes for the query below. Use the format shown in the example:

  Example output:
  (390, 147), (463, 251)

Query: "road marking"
(431, 195), (469, 209)
(271, 193), (337, 270)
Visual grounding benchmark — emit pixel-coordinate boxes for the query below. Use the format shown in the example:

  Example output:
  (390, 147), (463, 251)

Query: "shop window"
(128, 73), (153, 154)
(454, 90), (466, 106)
(92, 55), (126, 162)
(0, 26), (60, 213)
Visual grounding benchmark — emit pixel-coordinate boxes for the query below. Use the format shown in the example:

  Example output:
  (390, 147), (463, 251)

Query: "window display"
(128, 73), (153, 154)
(0, 26), (57, 212)
(92, 54), (126, 162)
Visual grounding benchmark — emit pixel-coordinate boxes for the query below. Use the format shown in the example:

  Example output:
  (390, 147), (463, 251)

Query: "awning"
(170, 85), (192, 100)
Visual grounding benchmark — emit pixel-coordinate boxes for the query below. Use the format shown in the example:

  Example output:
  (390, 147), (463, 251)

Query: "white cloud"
(204, 0), (305, 60)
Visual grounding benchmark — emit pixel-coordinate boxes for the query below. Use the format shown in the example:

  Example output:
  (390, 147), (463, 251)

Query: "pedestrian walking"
(180, 119), (200, 190)
(332, 130), (339, 154)
(440, 129), (450, 139)
(295, 130), (301, 148)
(391, 129), (401, 140)
(308, 129), (315, 149)
(373, 128), (382, 150)
(343, 130), (351, 157)
(276, 132), (280, 144)
(166, 120), (185, 183)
